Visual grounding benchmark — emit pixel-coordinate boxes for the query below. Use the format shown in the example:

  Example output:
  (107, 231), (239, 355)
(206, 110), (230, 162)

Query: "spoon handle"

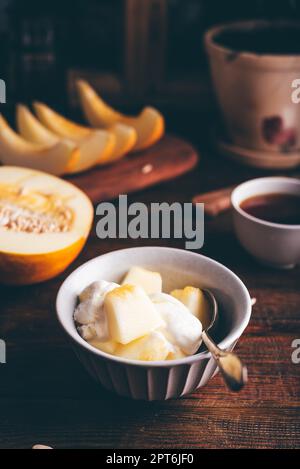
(202, 330), (247, 392)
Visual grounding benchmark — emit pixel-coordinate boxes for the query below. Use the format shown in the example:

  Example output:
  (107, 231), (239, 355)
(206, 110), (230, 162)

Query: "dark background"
(1, 0), (300, 113)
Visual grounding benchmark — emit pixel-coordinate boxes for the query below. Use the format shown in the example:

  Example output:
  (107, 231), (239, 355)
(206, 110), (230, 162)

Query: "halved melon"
(0, 115), (77, 175)
(0, 166), (93, 285)
(77, 80), (165, 151)
(33, 102), (136, 163)
(17, 105), (115, 173)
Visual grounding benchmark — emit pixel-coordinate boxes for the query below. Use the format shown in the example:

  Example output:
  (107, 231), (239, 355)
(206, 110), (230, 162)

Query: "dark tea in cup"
(240, 193), (300, 225)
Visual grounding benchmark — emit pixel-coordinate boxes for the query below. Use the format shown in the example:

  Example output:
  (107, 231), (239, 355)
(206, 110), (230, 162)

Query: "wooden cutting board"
(65, 134), (198, 204)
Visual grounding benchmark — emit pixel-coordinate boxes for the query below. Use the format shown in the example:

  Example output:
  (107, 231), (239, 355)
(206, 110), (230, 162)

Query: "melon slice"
(33, 102), (91, 141)
(104, 123), (137, 162)
(17, 105), (115, 173)
(76, 80), (165, 151)
(0, 115), (77, 175)
(0, 166), (93, 285)
(33, 102), (136, 163)
(17, 104), (59, 146)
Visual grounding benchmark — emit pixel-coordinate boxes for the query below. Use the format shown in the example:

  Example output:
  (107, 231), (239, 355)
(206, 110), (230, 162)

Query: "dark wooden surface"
(66, 134), (198, 204)
(0, 135), (299, 449)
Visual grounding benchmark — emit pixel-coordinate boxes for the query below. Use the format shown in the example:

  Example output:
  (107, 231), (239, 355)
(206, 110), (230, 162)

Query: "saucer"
(216, 137), (300, 170)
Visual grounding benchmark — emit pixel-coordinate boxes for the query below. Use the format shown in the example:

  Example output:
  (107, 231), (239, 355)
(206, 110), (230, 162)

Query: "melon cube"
(104, 284), (164, 344)
(122, 266), (162, 295)
(88, 338), (117, 355)
(115, 331), (172, 361)
(171, 286), (210, 329)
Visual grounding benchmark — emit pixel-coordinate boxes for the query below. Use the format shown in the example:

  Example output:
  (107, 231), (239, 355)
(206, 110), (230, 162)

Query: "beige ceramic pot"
(205, 21), (300, 153)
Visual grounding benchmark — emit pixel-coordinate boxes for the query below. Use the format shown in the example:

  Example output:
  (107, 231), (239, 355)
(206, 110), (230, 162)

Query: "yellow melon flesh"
(17, 104), (58, 145)
(33, 102), (91, 141)
(115, 331), (171, 361)
(171, 286), (211, 329)
(123, 108), (165, 151)
(101, 123), (137, 163)
(33, 102), (136, 164)
(0, 115), (77, 175)
(0, 167), (93, 285)
(76, 80), (165, 151)
(77, 80), (123, 127)
(17, 105), (115, 173)
(87, 338), (117, 355)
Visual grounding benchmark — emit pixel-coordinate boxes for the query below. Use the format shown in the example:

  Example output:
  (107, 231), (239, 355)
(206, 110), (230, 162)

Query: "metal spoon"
(201, 289), (248, 392)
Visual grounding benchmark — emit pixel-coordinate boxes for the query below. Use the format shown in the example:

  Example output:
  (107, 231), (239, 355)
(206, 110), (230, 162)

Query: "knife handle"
(192, 185), (236, 217)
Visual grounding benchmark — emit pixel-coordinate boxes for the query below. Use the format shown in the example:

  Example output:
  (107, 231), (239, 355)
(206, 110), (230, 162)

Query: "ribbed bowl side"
(72, 346), (226, 400)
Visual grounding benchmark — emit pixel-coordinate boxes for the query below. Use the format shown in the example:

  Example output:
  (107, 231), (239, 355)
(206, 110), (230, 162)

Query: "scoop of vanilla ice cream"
(150, 292), (203, 355)
(74, 280), (119, 341)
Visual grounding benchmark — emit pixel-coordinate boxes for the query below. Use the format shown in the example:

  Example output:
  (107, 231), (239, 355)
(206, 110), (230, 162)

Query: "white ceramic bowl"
(56, 247), (251, 400)
(232, 177), (300, 269)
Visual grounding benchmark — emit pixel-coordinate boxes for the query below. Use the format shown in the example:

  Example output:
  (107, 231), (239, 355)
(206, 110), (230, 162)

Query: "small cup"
(232, 177), (300, 269)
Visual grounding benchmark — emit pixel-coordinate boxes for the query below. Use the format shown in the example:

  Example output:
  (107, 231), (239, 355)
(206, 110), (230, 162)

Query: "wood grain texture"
(0, 135), (299, 449)
(65, 134), (198, 203)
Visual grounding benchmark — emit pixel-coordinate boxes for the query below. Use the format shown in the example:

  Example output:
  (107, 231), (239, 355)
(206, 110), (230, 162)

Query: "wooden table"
(0, 136), (299, 449)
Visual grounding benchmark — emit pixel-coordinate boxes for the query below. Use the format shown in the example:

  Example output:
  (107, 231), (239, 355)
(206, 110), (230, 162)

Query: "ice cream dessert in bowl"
(56, 247), (251, 400)
(74, 266), (210, 362)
